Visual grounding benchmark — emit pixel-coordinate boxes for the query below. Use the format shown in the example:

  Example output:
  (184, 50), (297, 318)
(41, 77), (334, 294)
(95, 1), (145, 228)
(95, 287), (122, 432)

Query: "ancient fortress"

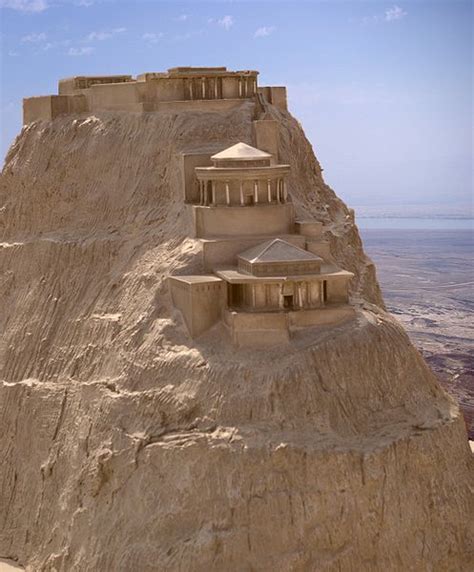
(24, 66), (355, 347)
(23, 66), (286, 122)
(8, 65), (470, 571)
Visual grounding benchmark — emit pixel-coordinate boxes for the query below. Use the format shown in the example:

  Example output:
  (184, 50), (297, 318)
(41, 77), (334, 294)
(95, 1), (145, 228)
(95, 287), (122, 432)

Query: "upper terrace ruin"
(23, 66), (287, 124)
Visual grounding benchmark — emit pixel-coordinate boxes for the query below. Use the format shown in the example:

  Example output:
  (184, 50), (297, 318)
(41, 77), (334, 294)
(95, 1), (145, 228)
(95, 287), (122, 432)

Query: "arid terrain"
(361, 228), (473, 438)
(1, 100), (472, 570)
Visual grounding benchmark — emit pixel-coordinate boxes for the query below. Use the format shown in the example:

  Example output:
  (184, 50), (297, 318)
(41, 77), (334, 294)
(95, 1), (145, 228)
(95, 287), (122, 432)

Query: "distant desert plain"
(361, 228), (473, 438)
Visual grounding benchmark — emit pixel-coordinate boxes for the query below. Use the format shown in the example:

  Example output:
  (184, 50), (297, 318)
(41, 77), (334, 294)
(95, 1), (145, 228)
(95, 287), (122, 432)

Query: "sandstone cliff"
(0, 102), (472, 571)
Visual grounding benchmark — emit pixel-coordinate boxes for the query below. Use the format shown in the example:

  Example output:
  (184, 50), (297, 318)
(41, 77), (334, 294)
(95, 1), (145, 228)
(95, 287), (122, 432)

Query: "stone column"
(298, 283), (304, 308)
(267, 179), (272, 203)
(199, 180), (203, 205)
(238, 78), (243, 98)
(239, 180), (244, 206)
(283, 179), (288, 202)
(278, 284), (285, 309)
(254, 180), (259, 203)
(201, 78), (206, 99)
(276, 179), (281, 203)
(214, 79), (219, 99)
(211, 180), (216, 205)
(225, 181), (230, 206)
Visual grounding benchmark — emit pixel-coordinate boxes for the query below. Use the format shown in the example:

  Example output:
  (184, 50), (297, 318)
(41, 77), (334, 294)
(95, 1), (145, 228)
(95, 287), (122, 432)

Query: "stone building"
(23, 66), (287, 123)
(169, 141), (355, 346)
(219, 239), (336, 312)
(194, 143), (290, 207)
(22, 64), (354, 346)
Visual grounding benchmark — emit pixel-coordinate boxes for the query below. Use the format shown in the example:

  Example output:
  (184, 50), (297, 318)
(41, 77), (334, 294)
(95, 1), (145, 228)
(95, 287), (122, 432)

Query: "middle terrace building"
(194, 142), (290, 207)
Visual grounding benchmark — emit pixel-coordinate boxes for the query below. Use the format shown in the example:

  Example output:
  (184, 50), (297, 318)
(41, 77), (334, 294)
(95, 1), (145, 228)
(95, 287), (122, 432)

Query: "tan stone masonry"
(169, 142), (354, 345)
(23, 66), (287, 123)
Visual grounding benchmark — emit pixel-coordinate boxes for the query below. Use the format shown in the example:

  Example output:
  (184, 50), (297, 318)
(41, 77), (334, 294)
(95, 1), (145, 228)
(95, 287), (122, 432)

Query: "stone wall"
(258, 86), (288, 111)
(193, 204), (294, 238)
(169, 277), (225, 337)
(23, 95), (87, 124)
(86, 82), (145, 112)
(253, 119), (280, 162)
(225, 309), (290, 346)
(288, 304), (355, 328)
(58, 75), (133, 94)
(326, 275), (352, 303)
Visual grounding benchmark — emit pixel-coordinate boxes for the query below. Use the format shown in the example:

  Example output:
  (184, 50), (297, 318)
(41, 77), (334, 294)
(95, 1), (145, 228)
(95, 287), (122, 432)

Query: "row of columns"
(238, 77), (257, 98)
(245, 281), (328, 310)
(186, 77), (222, 100)
(198, 178), (288, 206)
(185, 76), (257, 101)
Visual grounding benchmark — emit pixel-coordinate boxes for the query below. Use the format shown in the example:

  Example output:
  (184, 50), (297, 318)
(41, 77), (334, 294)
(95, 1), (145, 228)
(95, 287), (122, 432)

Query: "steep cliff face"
(0, 103), (472, 571)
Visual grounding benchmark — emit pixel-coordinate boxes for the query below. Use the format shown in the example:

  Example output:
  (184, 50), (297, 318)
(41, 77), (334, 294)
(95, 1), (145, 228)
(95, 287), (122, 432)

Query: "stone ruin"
(22, 65), (354, 347)
(22, 66), (287, 124)
(169, 141), (354, 346)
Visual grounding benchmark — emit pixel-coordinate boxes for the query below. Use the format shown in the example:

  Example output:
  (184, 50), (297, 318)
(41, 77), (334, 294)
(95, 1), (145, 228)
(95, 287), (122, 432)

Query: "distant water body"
(357, 217), (473, 230)
(353, 204), (473, 231)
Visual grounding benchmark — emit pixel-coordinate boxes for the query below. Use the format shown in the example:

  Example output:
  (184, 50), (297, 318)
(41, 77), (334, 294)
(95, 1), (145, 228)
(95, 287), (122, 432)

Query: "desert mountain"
(0, 78), (472, 570)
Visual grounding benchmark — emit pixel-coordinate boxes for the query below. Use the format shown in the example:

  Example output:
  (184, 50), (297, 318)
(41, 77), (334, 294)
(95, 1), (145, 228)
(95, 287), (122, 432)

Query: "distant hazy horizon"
(352, 202), (473, 217)
(1, 0), (472, 208)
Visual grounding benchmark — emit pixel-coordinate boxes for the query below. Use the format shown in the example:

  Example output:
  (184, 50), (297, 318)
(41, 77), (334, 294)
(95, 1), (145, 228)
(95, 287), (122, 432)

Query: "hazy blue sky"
(1, 0), (472, 208)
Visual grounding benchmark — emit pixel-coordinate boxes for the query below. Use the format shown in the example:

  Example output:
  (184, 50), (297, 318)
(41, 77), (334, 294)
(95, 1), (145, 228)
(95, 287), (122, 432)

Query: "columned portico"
(215, 239), (353, 315)
(195, 142), (291, 207)
(197, 175), (289, 206)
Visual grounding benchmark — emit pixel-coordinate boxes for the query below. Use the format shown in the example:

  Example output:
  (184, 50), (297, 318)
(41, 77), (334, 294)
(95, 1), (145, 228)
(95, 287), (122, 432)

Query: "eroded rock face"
(0, 104), (472, 571)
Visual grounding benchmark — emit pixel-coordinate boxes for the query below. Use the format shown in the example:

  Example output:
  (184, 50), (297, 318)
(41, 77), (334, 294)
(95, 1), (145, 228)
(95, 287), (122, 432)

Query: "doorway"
(228, 284), (243, 307)
(283, 295), (294, 309)
(322, 280), (328, 303)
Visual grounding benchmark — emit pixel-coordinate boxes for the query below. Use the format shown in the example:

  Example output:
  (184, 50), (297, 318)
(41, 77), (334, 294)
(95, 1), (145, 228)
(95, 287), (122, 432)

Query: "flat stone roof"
(239, 238), (323, 264)
(216, 267), (353, 284)
(59, 75), (133, 84)
(139, 68), (258, 80)
(169, 275), (223, 285)
(195, 164), (290, 179)
(168, 66), (228, 73)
